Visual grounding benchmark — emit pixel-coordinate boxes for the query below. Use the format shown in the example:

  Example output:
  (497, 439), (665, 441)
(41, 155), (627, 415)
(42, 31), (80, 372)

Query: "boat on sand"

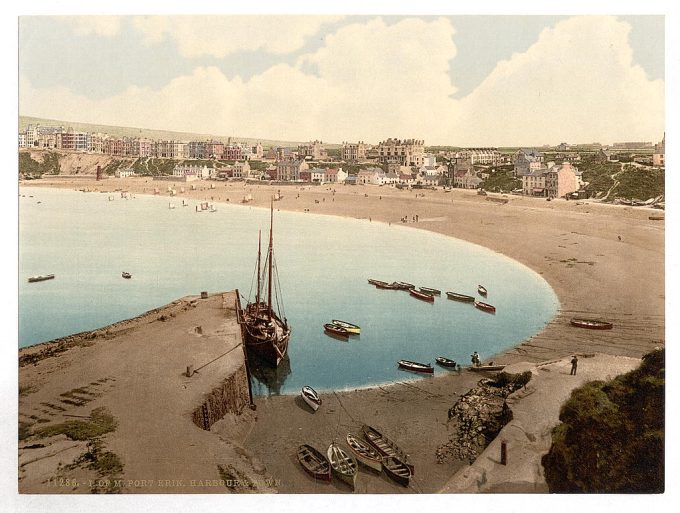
(361, 424), (414, 474)
(301, 386), (322, 412)
(382, 456), (411, 487)
(346, 433), (382, 472)
(297, 445), (331, 482)
(569, 318), (613, 330)
(327, 442), (358, 490)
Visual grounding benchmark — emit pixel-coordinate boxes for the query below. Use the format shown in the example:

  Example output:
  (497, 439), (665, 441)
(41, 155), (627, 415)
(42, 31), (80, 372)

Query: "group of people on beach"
(400, 214), (419, 223)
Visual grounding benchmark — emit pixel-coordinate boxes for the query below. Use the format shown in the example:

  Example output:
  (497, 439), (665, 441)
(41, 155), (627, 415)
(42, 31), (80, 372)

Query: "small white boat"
(346, 433), (382, 472)
(301, 386), (321, 412)
(327, 442), (358, 490)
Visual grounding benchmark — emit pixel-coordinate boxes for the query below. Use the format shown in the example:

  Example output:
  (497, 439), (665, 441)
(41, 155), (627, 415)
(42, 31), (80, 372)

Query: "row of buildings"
(513, 149), (584, 198)
(19, 124), (264, 161)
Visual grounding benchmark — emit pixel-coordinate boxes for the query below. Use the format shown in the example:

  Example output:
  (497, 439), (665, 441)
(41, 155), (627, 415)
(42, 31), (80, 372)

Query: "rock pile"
(436, 378), (517, 464)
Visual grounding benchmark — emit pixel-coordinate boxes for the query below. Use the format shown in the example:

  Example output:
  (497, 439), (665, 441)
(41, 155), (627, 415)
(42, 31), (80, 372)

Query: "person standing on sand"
(570, 355), (578, 375)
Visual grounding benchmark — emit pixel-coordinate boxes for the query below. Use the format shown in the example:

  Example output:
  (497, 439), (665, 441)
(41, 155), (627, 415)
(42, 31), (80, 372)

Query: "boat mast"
(256, 230), (261, 308)
(267, 201), (273, 321)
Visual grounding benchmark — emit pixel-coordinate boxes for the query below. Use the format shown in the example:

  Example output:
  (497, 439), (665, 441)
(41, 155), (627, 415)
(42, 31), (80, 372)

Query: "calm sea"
(19, 187), (559, 395)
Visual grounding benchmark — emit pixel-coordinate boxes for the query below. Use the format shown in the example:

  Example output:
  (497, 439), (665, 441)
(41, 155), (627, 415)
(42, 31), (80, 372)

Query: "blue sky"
(19, 15), (665, 145)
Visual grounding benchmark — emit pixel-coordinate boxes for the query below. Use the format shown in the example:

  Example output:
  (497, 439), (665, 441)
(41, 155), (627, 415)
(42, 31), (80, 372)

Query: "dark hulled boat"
(395, 281), (416, 290)
(474, 300), (496, 314)
(376, 281), (400, 290)
(419, 286), (441, 295)
(324, 323), (350, 339)
(477, 284), (488, 296)
(435, 357), (458, 368)
(569, 318), (614, 330)
(409, 288), (434, 302)
(398, 359), (434, 373)
(382, 456), (411, 487)
(121, 271), (132, 279)
(446, 291), (475, 302)
(241, 203), (291, 367)
(27, 274), (55, 283)
(368, 278), (387, 286)
(361, 425), (414, 474)
(297, 444), (332, 482)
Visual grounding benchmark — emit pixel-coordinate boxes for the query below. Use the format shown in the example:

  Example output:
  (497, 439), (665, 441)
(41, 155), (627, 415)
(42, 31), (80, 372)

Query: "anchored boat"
(474, 300), (496, 314)
(435, 357), (458, 368)
(241, 203), (291, 367)
(27, 274), (55, 283)
(121, 272), (132, 279)
(324, 323), (350, 339)
(446, 291), (475, 303)
(331, 320), (361, 335)
(398, 360), (434, 374)
(409, 288), (434, 302)
(477, 284), (488, 296)
(419, 286), (441, 295)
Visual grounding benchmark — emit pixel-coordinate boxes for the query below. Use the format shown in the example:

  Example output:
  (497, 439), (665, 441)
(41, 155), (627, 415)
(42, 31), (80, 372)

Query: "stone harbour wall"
(192, 364), (251, 430)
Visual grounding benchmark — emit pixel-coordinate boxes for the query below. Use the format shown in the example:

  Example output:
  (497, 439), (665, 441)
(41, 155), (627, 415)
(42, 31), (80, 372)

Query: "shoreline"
(18, 177), (664, 493)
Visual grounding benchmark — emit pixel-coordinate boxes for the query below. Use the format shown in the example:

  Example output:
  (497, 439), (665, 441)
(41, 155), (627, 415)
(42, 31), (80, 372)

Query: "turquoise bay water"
(19, 187), (559, 395)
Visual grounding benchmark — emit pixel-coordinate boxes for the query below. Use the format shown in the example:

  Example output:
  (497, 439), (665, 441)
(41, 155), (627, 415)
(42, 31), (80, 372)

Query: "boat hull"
(474, 300), (496, 314)
(327, 443), (358, 490)
(409, 289), (434, 302)
(301, 386), (321, 412)
(361, 425), (414, 475)
(435, 357), (457, 368)
(419, 287), (441, 295)
(297, 445), (332, 482)
(242, 306), (291, 367)
(324, 324), (350, 339)
(446, 292), (475, 302)
(470, 365), (506, 372)
(346, 433), (382, 472)
(570, 318), (613, 330)
(382, 456), (411, 487)
(331, 320), (361, 334)
(478, 285), (488, 296)
(27, 274), (55, 283)
(398, 360), (434, 373)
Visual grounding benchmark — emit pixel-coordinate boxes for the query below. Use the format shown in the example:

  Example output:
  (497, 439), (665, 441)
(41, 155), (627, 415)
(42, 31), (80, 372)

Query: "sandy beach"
(18, 177), (664, 493)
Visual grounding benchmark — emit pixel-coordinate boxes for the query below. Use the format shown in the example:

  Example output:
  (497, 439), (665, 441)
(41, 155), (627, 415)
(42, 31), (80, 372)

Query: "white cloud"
(452, 16), (665, 145)
(132, 15), (345, 58)
(61, 16), (122, 38)
(21, 16), (664, 146)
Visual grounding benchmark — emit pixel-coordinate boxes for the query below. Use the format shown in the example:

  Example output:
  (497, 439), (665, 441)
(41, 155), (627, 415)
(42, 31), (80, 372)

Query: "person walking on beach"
(570, 355), (578, 375)
(471, 351), (481, 367)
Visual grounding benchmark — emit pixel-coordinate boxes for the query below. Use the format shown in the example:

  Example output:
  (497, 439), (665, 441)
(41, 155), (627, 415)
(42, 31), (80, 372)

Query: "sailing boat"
(242, 202), (291, 367)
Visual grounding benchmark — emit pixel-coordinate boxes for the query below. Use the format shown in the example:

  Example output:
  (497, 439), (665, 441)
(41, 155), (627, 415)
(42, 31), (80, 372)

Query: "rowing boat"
(301, 386), (322, 412)
(297, 444), (332, 482)
(569, 318), (614, 330)
(376, 281), (400, 290)
(27, 274), (55, 283)
(398, 360), (434, 374)
(382, 456), (411, 487)
(446, 291), (475, 302)
(409, 288), (434, 302)
(327, 442), (358, 490)
(331, 320), (361, 335)
(361, 424), (414, 474)
(368, 278), (387, 286)
(419, 286), (441, 295)
(395, 282), (416, 290)
(435, 357), (458, 368)
(478, 284), (488, 296)
(474, 300), (496, 314)
(346, 433), (382, 472)
(324, 323), (350, 339)
(470, 364), (506, 372)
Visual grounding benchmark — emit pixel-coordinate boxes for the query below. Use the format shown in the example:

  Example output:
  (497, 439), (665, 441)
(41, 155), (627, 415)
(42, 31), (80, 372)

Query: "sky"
(19, 15), (665, 146)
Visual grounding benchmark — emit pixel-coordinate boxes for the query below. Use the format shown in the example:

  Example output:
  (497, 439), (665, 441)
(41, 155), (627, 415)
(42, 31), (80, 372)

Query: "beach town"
(14, 13), (667, 502)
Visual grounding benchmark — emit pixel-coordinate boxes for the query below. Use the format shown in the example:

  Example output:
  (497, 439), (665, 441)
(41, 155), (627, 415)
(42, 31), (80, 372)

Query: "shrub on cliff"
(542, 348), (664, 493)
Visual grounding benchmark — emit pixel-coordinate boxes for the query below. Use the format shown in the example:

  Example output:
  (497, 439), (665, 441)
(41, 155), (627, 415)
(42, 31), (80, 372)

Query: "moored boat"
(331, 320), (361, 335)
(376, 281), (400, 290)
(301, 386), (322, 412)
(395, 281), (415, 290)
(121, 272), (132, 279)
(297, 444), (331, 482)
(435, 357), (457, 368)
(346, 433), (382, 472)
(409, 288), (434, 302)
(241, 204), (291, 367)
(419, 286), (441, 295)
(327, 442), (358, 490)
(27, 274), (55, 283)
(478, 284), (488, 296)
(367, 278), (387, 286)
(382, 456), (411, 487)
(361, 425), (413, 474)
(474, 300), (496, 314)
(324, 323), (350, 339)
(398, 360), (434, 373)
(569, 318), (614, 330)
(446, 291), (476, 302)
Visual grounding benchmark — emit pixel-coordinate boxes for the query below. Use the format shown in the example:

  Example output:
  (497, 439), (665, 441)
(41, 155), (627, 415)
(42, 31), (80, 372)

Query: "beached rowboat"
(446, 291), (476, 302)
(569, 318), (614, 330)
(324, 323), (350, 339)
(382, 456), (411, 487)
(301, 386), (322, 412)
(297, 445), (331, 482)
(331, 320), (361, 334)
(327, 442), (358, 490)
(474, 300), (496, 314)
(398, 360), (434, 374)
(28, 274), (55, 283)
(435, 357), (458, 368)
(478, 285), (488, 296)
(346, 433), (382, 472)
(470, 364), (506, 372)
(361, 425), (414, 474)
(419, 286), (441, 295)
(409, 289), (435, 302)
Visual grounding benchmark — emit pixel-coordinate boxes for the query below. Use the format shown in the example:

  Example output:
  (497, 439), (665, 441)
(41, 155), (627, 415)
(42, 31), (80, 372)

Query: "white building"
(173, 164), (212, 179)
(115, 169), (135, 178)
(356, 167), (386, 185)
